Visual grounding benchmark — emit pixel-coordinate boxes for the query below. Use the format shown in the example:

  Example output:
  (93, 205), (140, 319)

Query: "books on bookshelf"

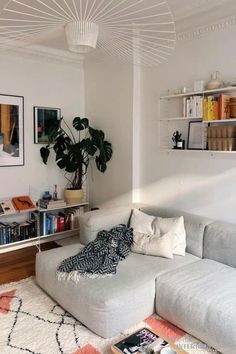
(111, 328), (172, 354)
(0, 215), (38, 245)
(12, 196), (36, 211)
(183, 96), (203, 118)
(203, 94), (231, 121)
(41, 208), (80, 236)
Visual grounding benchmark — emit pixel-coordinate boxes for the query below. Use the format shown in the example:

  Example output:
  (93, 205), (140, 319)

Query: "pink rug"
(0, 277), (218, 354)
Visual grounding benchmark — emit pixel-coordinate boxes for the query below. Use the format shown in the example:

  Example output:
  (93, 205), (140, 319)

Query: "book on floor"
(111, 328), (170, 354)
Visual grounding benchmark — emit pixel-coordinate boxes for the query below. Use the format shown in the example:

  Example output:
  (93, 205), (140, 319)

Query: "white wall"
(140, 26), (236, 223)
(84, 59), (133, 207)
(0, 53), (84, 201)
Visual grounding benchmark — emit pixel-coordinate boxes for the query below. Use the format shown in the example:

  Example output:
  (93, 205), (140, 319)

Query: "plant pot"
(64, 189), (84, 205)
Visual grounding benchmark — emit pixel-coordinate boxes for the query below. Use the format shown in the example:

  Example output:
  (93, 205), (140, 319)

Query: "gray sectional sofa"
(36, 206), (236, 354)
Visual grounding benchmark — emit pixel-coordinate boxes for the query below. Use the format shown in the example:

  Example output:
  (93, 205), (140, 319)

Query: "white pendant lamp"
(0, 0), (176, 66)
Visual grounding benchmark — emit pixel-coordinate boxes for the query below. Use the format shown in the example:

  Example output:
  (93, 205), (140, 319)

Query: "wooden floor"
(0, 242), (60, 285)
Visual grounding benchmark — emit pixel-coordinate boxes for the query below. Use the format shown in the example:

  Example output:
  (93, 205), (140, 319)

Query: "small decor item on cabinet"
(172, 131), (185, 149)
(12, 196), (36, 211)
(53, 184), (58, 200)
(206, 71), (222, 90)
(40, 116), (113, 205)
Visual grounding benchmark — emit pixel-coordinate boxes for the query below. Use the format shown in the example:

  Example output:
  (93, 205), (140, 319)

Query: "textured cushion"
(130, 209), (155, 234)
(131, 231), (173, 259)
(140, 206), (212, 258)
(36, 244), (199, 338)
(79, 207), (132, 245)
(153, 216), (186, 256)
(204, 221), (236, 268)
(155, 259), (236, 354)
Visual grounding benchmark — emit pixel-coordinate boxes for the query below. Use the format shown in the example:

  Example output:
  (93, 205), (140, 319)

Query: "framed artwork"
(187, 121), (205, 150)
(34, 106), (61, 144)
(0, 94), (24, 167)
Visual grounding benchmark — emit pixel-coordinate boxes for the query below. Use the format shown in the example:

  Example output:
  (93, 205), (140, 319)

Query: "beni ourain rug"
(0, 277), (219, 354)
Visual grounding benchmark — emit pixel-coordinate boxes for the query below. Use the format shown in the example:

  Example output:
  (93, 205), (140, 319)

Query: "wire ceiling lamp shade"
(0, 0), (176, 66)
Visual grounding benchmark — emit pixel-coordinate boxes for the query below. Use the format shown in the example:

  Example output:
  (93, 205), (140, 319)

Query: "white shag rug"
(0, 277), (218, 354)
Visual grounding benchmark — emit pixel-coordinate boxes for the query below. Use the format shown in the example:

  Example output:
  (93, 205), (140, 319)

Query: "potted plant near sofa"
(40, 116), (113, 204)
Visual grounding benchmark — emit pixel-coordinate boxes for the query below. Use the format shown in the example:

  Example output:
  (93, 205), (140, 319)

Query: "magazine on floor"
(112, 327), (175, 354)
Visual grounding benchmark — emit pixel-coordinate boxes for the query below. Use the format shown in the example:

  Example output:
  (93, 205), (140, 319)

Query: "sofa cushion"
(36, 244), (199, 338)
(131, 231), (174, 259)
(130, 208), (155, 234)
(140, 206), (212, 258)
(204, 221), (236, 268)
(153, 216), (186, 256)
(155, 259), (236, 354)
(79, 207), (131, 245)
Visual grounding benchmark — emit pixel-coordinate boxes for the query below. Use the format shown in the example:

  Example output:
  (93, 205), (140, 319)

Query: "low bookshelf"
(0, 201), (88, 253)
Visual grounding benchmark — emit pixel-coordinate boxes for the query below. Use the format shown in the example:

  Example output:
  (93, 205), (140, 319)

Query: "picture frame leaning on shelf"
(187, 121), (206, 150)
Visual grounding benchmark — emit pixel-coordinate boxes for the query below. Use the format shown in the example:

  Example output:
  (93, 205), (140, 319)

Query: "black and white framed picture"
(34, 106), (61, 144)
(0, 94), (24, 167)
(187, 121), (205, 150)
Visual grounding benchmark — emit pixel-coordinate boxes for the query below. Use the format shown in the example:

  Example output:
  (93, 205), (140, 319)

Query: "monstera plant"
(40, 116), (112, 204)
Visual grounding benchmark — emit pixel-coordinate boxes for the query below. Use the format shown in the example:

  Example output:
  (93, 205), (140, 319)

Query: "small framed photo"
(0, 94), (24, 167)
(34, 106), (61, 144)
(187, 121), (205, 150)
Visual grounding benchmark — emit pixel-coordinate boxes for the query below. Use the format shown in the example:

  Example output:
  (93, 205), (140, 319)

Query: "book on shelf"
(183, 95), (203, 118)
(112, 328), (170, 354)
(0, 217), (38, 246)
(0, 200), (16, 215)
(219, 94), (231, 120)
(12, 196), (36, 211)
(38, 199), (67, 209)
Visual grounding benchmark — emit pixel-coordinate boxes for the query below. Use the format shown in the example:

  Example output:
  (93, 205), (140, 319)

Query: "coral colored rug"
(0, 278), (218, 354)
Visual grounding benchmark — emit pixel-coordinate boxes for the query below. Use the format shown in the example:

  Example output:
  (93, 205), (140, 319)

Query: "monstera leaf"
(40, 147), (50, 164)
(73, 117), (89, 131)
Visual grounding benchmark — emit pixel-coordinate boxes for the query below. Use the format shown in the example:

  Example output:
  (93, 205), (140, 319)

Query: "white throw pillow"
(131, 231), (173, 259)
(153, 216), (186, 256)
(130, 209), (156, 234)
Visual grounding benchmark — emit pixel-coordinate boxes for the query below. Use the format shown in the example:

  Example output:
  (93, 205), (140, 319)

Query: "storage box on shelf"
(0, 201), (89, 253)
(159, 86), (236, 153)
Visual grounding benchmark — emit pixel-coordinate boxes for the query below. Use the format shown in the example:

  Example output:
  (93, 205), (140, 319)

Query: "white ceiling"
(0, 0), (235, 54)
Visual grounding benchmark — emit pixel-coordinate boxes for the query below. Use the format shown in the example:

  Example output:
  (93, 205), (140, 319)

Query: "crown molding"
(0, 44), (84, 67)
(177, 16), (236, 42)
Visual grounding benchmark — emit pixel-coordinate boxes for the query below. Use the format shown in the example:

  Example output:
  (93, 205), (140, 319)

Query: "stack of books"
(203, 94), (231, 121)
(38, 199), (67, 209)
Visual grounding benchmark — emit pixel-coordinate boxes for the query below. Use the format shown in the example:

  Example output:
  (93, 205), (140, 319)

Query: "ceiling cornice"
(177, 15), (236, 42)
(0, 44), (84, 67)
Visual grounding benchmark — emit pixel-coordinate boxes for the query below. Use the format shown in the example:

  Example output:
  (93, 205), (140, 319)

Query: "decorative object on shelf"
(0, 94), (24, 167)
(42, 191), (52, 201)
(206, 71), (222, 90)
(172, 131), (184, 149)
(12, 196), (36, 211)
(0, 1), (176, 67)
(194, 80), (204, 92)
(53, 184), (58, 201)
(0, 200), (16, 215)
(40, 117), (113, 205)
(34, 107), (61, 144)
(187, 121), (204, 150)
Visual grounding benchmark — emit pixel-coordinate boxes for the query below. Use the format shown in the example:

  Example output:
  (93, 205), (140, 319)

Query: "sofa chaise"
(36, 206), (236, 354)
